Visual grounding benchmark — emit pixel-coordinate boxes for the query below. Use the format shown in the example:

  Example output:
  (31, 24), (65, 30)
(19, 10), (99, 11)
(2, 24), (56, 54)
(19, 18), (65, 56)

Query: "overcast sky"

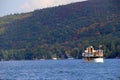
(0, 0), (87, 17)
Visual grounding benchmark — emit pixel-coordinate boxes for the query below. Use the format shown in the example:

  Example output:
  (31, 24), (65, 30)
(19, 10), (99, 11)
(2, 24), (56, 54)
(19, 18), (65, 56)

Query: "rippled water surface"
(0, 59), (120, 80)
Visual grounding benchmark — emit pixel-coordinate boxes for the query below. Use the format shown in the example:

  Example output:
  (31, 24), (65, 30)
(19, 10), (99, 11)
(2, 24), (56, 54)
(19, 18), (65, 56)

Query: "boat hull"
(83, 57), (104, 63)
(94, 58), (104, 62)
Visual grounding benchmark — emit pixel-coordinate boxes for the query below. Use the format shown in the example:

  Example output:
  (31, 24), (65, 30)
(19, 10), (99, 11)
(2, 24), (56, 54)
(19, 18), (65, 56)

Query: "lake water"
(0, 59), (120, 80)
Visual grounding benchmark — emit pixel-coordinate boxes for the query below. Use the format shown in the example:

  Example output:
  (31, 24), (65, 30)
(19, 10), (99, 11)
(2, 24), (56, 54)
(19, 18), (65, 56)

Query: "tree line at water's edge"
(0, 0), (120, 60)
(0, 39), (120, 60)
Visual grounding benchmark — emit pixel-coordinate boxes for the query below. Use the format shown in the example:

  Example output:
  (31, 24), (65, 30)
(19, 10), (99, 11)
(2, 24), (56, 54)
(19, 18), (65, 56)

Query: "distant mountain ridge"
(0, 0), (120, 60)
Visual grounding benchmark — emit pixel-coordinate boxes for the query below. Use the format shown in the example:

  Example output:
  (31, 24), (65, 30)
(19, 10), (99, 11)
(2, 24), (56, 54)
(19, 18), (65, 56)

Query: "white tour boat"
(82, 46), (104, 63)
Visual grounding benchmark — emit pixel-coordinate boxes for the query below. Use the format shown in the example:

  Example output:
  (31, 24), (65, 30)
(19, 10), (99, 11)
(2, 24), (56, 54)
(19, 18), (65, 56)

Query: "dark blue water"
(0, 59), (120, 80)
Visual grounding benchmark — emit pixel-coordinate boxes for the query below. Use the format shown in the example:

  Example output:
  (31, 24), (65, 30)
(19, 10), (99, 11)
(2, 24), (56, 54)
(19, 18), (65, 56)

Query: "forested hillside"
(0, 0), (120, 60)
